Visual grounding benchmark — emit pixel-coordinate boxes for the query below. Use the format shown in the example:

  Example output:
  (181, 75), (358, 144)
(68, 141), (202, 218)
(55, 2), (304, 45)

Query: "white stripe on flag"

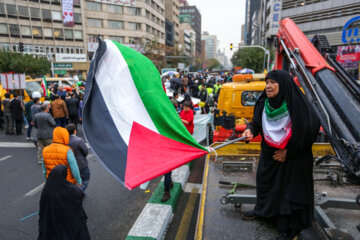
(95, 40), (158, 145)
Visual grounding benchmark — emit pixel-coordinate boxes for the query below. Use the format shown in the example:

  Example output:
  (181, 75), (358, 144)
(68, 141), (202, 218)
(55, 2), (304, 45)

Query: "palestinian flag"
(83, 40), (209, 190)
(262, 99), (292, 149)
(41, 76), (48, 97)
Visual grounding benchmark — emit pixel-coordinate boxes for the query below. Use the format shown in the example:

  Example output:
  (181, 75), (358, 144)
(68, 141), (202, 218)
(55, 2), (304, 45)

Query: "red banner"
(62, 0), (74, 27)
(336, 45), (360, 63)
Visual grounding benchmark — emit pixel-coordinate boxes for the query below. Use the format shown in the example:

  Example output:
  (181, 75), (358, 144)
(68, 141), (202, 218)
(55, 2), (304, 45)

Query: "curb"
(126, 164), (190, 240)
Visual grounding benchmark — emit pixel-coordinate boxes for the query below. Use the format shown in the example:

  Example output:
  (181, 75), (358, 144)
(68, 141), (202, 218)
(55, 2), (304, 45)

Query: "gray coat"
(34, 112), (56, 140)
(68, 135), (88, 170)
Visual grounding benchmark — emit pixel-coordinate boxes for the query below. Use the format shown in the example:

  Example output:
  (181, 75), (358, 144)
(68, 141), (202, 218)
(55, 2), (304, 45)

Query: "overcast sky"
(187, 0), (246, 61)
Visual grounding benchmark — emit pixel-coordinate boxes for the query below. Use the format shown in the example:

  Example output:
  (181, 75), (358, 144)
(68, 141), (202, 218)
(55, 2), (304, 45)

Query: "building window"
(42, 9), (51, 21)
(54, 28), (63, 38)
(66, 47), (74, 54)
(146, 10), (150, 19)
(108, 20), (123, 29)
(43, 28), (53, 37)
(0, 4), (5, 15)
(127, 7), (140, 15)
(88, 18), (102, 27)
(74, 30), (83, 39)
(24, 45), (33, 53)
(56, 46), (64, 53)
(20, 26), (31, 36)
(1, 43), (10, 51)
(109, 36), (124, 43)
(74, 13), (81, 23)
(0, 23), (8, 34)
(64, 29), (73, 39)
(18, 6), (29, 17)
(32, 27), (42, 37)
(86, 1), (101, 11)
(51, 11), (61, 21)
(127, 22), (141, 31)
(30, 8), (40, 19)
(6, 5), (17, 17)
(45, 46), (54, 53)
(146, 25), (151, 33)
(128, 37), (139, 45)
(105, 4), (122, 13)
(88, 34), (99, 42)
(51, 0), (60, 4)
(9, 24), (20, 36)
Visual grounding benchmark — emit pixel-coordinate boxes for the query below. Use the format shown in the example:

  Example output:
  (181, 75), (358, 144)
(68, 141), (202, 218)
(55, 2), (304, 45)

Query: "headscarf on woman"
(246, 70), (320, 234)
(38, 165), (90, 240)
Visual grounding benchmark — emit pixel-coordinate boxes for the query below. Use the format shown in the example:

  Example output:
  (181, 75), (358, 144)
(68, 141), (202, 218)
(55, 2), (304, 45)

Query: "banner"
(193, 114), (212, 143)
(336, 45), (360, 69)
(13, 73), (26, 89)
(62, 0), (74, 27)
(1, 73), (14, 90)
(55, 53), (86, 62)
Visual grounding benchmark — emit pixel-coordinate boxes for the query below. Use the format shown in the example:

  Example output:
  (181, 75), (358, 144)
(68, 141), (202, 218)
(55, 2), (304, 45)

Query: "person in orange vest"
(42, 127), (82, 186)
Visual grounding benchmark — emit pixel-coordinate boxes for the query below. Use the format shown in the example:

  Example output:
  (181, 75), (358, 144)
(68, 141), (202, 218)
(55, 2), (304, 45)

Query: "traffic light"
(18, 42), (24, 52)
(230, 43), (233, 51)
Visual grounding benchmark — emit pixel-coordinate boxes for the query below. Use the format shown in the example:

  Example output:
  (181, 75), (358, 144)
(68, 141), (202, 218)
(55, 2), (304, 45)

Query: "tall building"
(178, 0), (188, 7)
(248, 0), (261, 45)
(201, 31), (217, 60)
(165, 19), (174, 46)
(179, 22), (195, 56)
(0, 0), (166, 78)
(260, 0), (360, 79)
(164, 0), (179, 45)
(179, 5), (201, 56)
(216, 49), (229, 69)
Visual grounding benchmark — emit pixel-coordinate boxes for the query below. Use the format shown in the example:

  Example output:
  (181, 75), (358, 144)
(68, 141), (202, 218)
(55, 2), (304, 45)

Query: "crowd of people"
(163, 72), (233, 114)
(1, 83), (91, 239)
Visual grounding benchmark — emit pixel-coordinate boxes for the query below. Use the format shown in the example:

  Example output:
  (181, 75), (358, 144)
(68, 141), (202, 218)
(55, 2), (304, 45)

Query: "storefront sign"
(93, 0), (135, 6)
(55, 54), (86, 62)
(53, 63), (73, 69)
(342, 16), (360, 44)
(62, 0), (74, 27)
(55, 70), (67, 75)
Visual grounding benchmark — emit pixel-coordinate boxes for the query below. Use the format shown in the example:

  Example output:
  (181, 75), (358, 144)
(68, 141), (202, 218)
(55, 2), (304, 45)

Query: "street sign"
(53, 63), (73, 69)
(178, 63), (185, 70)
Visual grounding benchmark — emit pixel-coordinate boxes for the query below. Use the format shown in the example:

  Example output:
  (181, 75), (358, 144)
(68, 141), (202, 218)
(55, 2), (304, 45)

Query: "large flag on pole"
(83, 40), (209, 190)
(41, 76), (48, 97)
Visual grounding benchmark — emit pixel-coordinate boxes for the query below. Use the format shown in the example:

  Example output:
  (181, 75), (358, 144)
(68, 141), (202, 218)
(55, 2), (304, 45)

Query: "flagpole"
(212, 136), (247, 150)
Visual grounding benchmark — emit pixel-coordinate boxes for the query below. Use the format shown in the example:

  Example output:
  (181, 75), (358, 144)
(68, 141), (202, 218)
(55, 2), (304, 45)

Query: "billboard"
(62, 0), (74, 27)
(93, 0), (135, 6)
(342, 16), (360, 44)
(266, 0), (282, 36)
(337, 45), (360, 69)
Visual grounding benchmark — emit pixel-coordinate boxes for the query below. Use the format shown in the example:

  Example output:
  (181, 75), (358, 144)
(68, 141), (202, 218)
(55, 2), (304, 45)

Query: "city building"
(165, 19), (174, 46)
(178, 0), (188, 7)
(164, 0), (179, 45)
(216, 49), (230, 69)
(0, 0), (166, 79)
(179, 22), (195, 56)
(201, 31), (217, 60)
(260, 0), (360, 79)
(179, 4), (201, 56)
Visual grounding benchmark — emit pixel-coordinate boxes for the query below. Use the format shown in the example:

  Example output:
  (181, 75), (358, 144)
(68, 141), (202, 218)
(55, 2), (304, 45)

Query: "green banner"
(53, 63), (73, 69)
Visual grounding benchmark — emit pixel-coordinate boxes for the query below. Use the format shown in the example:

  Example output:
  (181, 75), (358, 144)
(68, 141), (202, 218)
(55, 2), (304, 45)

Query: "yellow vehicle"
(213, 74), (265, 142)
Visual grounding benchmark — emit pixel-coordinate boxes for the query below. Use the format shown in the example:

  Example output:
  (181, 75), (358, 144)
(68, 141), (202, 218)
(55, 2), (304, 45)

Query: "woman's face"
(265, 78), (279, 98)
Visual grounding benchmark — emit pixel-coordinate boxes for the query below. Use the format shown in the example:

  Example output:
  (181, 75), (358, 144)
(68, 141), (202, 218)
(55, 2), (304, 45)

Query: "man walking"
(51, 94), (68, 127)
(66, 93), (80, 128)
(42, 127), (82, 186)
(2, 93), (13, 135)
(66, 124), (90, 192)
(10, 93), (24, 135)
(34, 104), (56, 164)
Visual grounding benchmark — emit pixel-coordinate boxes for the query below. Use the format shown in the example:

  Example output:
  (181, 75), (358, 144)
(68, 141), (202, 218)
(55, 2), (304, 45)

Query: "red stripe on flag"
(125, 122), (208, 189)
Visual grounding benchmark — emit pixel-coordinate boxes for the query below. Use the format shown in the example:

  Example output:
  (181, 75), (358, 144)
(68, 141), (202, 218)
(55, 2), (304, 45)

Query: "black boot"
(241, 210), (259, 220)
(161, 191), (170, 202)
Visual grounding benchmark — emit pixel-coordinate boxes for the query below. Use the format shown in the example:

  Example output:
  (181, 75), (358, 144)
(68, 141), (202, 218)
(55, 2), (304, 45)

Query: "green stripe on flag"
(112, 41), (206, 151)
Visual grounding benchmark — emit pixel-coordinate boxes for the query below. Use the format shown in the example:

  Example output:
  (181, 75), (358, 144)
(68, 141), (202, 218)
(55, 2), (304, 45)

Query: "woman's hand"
(181, 119), (189, 125)
(273, 149), (287, 162)
(242, 129), (253, 141)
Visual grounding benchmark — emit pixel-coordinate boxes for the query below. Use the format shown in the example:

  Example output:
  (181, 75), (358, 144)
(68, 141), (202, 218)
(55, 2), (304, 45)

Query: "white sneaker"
(24, 125), (29, 129)
(26, 137), (30, 141)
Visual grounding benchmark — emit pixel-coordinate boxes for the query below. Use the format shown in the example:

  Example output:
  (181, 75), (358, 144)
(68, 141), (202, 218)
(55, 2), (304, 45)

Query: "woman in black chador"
(38, 165), (90, 240)
(242, 70), (320, 240)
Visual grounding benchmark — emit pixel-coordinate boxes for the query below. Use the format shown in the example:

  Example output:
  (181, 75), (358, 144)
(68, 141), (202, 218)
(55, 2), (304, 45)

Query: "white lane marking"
(24, 182), (45, 197)
(184, 183), (202, 193)
(0, 142), (35, 148)
(0, 155), (12, 162)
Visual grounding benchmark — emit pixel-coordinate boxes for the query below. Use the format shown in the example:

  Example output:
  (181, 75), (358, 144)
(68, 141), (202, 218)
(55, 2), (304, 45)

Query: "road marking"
(19, 211), (39, 222)
(175, 187), (199, 240)
(0, 142), (35, 148)
(24, 182), (45, 197)
(184, 183), (202, 193)
(0, 155), (12, 162)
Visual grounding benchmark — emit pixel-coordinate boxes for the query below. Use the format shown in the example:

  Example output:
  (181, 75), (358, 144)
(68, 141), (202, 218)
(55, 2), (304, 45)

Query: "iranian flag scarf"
(262, 98), (292, 149)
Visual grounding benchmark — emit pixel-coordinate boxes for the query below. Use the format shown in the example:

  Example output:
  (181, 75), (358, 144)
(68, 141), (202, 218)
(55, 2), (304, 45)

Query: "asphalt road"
(0, 130), (160, 240)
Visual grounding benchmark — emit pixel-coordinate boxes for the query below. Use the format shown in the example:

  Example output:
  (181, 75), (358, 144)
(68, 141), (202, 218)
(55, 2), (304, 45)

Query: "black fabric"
(266, 71), (285, 109)
(246, 70), (320, 232)
(38, 165), (90, 240)
(66, 98), (80, 116)
(9, 99), (23, 120)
